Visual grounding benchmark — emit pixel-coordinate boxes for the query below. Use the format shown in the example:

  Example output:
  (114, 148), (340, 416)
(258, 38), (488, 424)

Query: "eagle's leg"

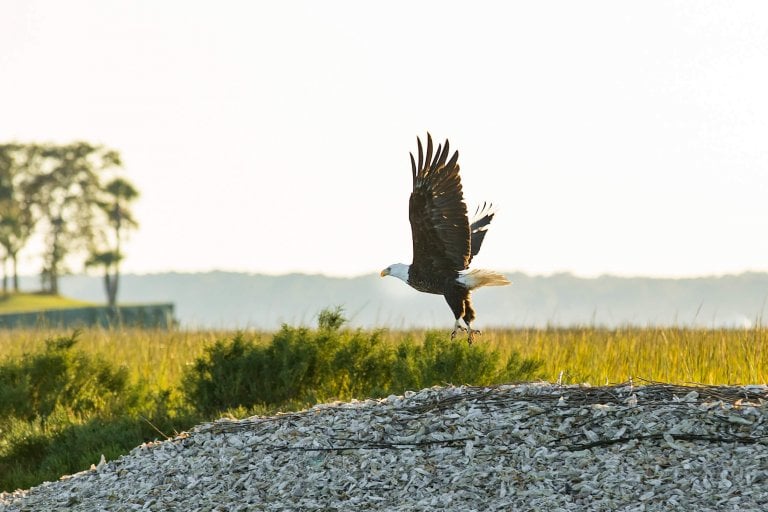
(465, 322), (482, 345)
(445, 283), (474, 342)
(463, 298), (480, 345)
(451, 319), (467, 340)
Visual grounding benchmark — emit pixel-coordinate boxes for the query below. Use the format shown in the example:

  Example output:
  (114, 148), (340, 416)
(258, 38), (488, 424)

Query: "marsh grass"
(0, 326), (765, 392)
(0, 327), (768, 389)
(474, 327), (768, 385)
(0, 328), (266, 396)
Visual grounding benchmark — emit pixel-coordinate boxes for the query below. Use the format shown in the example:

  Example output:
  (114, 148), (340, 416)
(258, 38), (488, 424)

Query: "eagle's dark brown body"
(380, 134), (510, 343)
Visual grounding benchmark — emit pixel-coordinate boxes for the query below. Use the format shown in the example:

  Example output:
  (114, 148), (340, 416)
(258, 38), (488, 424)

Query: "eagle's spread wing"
(408, 134), (470, 281)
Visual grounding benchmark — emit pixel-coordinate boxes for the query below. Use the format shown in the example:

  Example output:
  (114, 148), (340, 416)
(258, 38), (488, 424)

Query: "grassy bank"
(0, 293), (95, 313)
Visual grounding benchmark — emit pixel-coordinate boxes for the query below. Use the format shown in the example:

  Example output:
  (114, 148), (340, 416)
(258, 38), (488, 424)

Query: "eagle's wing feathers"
(408, 133), (470, 281)
(468, 201), (496, 264)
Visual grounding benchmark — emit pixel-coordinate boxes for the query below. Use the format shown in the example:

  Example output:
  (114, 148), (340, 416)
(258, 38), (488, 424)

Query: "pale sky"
(2, 1), (767, 278)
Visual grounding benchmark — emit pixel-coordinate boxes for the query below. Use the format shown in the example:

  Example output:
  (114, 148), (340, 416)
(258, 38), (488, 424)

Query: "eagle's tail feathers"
(457, 269), (511, 290)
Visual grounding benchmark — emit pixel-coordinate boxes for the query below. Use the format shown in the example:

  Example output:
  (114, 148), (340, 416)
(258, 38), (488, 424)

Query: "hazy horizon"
(29, 271), (767, 330)
(12, 267), (768, 283)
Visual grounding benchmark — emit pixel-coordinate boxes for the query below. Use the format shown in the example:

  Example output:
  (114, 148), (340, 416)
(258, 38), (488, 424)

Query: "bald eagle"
(380, 133), (510, 343)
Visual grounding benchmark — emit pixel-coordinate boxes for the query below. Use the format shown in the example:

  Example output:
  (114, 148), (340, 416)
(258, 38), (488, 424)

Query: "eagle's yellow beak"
(380, 268), (390, 277)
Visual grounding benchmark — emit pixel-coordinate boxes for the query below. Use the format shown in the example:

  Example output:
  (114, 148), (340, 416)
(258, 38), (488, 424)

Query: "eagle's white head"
(380, 263), (410, 283)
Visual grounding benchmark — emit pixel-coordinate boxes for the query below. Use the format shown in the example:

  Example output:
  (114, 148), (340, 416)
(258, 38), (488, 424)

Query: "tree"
(87, 177), (139, 308)
(26, 142), (122, 294)
(0, 141), (137, 298)
(0, 144), (38, 293)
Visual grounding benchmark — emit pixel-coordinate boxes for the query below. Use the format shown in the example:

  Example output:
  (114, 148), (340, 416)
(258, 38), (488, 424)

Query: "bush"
(0, 331), (199, 492)
(0, 332), (139, 423)
(183, 308), (543, 415)
(181, 333), (270, 416)
(184, 308), (343, 413)
(391, 331), (539, 389)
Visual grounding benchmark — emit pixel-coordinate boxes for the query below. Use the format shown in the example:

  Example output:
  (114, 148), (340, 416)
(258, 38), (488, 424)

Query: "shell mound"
(2, 382), (768, 511)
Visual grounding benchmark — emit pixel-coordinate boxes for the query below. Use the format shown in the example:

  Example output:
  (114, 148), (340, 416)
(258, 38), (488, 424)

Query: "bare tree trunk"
(49, 266), (59, 295)
(43, 263), (59, 294)
(103, 266), (119, 309)
(111, 206), (121, 308)
(108, 269), (119, 308)
(1, 256), (7, 294)
(104, 271), (113, 307)
(11, 252), (19, 292)
(48, 216), (62, 295)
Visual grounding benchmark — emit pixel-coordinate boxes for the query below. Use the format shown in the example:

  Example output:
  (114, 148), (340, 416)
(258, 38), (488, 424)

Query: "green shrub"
(183, 308), (543, 415)
(331, 329), (394, 398)
(0, 331), (200, 492)
(181, 333), (269, 415)
(0, 332), (138, 423)
(391, 331), (542, 390)
(181, 319), (373, 414)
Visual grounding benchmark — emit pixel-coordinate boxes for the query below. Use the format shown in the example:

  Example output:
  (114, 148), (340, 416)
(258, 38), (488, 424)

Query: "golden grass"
(0, 328), (262, 392)
(0, 327), (764, 391)
(478, 327), (768, 386)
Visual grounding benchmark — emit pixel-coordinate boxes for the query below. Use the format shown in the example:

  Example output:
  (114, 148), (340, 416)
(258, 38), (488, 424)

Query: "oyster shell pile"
(2, 382), (767, 511)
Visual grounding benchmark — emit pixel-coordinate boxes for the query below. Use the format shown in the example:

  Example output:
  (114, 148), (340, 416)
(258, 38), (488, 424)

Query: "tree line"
(0, 142), (138, 307)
